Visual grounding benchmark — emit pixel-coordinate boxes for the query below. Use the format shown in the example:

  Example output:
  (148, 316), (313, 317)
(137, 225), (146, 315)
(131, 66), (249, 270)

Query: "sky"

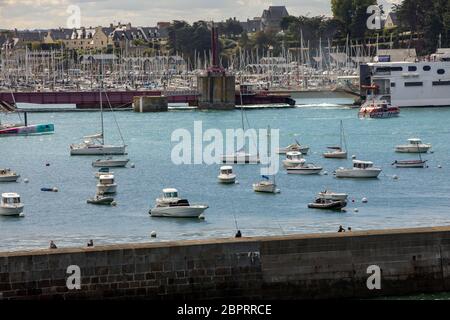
(0, 0), (401, 30)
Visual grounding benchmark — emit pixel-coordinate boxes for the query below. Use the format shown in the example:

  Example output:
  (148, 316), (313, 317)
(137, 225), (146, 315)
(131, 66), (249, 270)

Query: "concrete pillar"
(197, 73), (236, 110)
(132, 96), (168, 112)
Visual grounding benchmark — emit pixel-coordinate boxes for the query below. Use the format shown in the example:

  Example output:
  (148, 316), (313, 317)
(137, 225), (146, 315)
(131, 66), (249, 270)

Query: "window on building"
(390, 67), (403, 72)
(432, 81), (450, 86)
(405, 82), (423, 87)
(408, 66), (417, 72)
(423, 66), (431, 71)
(437, 69), (445, 75)
(391, 82), (396, 87)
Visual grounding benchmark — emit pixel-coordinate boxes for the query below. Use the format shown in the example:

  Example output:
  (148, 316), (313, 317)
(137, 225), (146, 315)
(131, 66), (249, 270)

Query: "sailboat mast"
(100, 61), (104, 145)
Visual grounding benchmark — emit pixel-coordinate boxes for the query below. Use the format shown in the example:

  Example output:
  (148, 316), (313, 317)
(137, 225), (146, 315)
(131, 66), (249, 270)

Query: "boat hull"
(323, 151), (347, 159)
(87, 197), (115, 205)
(70, 145), (126, 155)
(150, 205), (208, 218)
(92, 160), (129, 167)
(0, 175), (20, 182)
(393, 160), (427, 168)
(335, 168), (381, 178)
(0, 124), (54, 136)
(252, 182), (278, 193)
(218, 174), (236, 184)
(0, 204), (24, 216)
(287, 167), (323, 175)
(395, 146), (431, 153)
(308, 201), (347, 210)
(96, 184), (117, 194)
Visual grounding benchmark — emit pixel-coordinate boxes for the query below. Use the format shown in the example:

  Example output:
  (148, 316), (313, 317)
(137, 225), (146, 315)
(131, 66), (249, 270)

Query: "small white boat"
(0, 168), (20, 182)
(323, 120), (348, 159)
(276, 141), (309, 155)
(92, 158), (129, 167)
(96, 175), (117, 194)
(95, 167), (114, 178)
(220, 150), (260, 164)
(392, 160), (427, 168)
(0, 193), (24, 216)
(282, 151), (305, 168)
(317, 190), (348, 201)
(395, 138), (432, 153)
(217, 166), (236, 184)
(335, 160), (382, 178)
(149, 188), (208, 218)
(286, 163), (323, 175)
(70, 134), (126, 155)
(252, 177), (278, 193)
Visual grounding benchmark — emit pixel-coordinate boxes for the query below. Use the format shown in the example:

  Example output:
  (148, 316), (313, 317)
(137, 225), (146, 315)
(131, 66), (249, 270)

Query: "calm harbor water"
(1, 97), (450, 252)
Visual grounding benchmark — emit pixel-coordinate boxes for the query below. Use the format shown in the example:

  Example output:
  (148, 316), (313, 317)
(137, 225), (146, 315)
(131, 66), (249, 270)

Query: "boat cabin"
(220, 166), (233, 175)
(99, 175), (115, 184)
(353, 160), (374, 169)
(408, 138), (422, 145)
(286, 151), (303, 160)
(1, 193), (21, 205)
(0, 169), (12, 175)
(98, 168), (110, 173)
(162, 188), (179, 199)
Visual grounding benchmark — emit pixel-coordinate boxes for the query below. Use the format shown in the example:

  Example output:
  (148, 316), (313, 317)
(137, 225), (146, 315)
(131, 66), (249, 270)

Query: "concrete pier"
(1, 226), (450, 300)
(132, 96), (168, 112)
(197, 73), (236, 110)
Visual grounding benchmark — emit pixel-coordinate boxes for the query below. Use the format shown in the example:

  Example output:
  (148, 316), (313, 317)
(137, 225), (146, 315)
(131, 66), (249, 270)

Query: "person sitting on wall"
(49, 240), (57, 249)
(235, 230), (242, 238)
(338, 225), (345, 233)
(87, 239), (94, 247)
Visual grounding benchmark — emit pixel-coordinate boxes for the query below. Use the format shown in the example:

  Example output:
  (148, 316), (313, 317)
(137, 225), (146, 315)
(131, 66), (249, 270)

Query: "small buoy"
(430, 151), (434, 154)
(130, 163), (135, 168)
(362, 197), (368, 203)
(111, 201), (117, 206)
(24, 178), (29, 183)
(45, 163), (50, 167)
(438, 165), (442, 169)
(19, 212), (25, 217)
(323, 171), (328, 175)
(354, 208), (359, 213)
(52, 187), (58, 192)
(150, 231), (157, 238)
(393, 175), (399, 180)
(352, 199), (355, 203)
(352, 155), (356, 159)
(235, 180), (239, 184)
(199, 213), (205, 220)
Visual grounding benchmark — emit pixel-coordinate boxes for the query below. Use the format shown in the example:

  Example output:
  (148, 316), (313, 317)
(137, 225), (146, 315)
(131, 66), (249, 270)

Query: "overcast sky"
(0, 0), (401, 30)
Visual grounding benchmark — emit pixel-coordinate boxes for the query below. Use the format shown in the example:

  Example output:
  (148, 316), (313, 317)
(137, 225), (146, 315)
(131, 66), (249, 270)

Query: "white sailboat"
(323, 120), (348, 159)
(253, 126), (279, 194)
(70, 80), (126, 156)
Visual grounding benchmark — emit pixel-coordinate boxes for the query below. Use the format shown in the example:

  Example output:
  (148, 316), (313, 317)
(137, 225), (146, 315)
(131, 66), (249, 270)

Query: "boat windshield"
(164, 192), (178, 198)
(221, 169), (232, 174)
(354, 162), (373, 169)
(2, 197), (20, 204)
(100, 178), (114, 184)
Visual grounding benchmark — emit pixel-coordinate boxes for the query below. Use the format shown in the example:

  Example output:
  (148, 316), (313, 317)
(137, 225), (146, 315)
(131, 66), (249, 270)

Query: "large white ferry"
(361, 49), (450, 107)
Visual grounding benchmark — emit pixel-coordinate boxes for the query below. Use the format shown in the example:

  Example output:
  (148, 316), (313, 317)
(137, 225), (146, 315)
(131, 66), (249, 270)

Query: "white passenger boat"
(96, 175), (117, 194)
(323, 120), (348, 159)
(317, 190), (348, 201)
(0, 168), (20, 182)
(92, 158), (129, 167)
(276, 141), (309, 155)
(335, 160), (382, 178)
(282, 151), (305, 168)
(286, 163), (323, 175)
(217, 166), (236, 184)
(149, 188), (208, 218)
(0, 193), (24, 216)
(395, 138), (432, 153)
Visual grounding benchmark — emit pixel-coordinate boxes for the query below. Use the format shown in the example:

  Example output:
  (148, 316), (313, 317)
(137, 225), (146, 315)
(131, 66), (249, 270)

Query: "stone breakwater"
(1, 226), (450, 300)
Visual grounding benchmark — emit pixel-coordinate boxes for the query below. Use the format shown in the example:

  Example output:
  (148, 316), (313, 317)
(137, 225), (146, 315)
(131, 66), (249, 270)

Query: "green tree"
(331, 0), (377, 38)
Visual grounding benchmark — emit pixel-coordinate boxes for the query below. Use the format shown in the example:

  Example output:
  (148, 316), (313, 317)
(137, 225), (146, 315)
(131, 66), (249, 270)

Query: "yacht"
(286, 162), (323, 175)
(276, 141), (309, 155)
(317, 190), (349, 201)
(96, 175), (117, 194)
(70, 134), (126, 155)
(149, 188), (208, 218)
(335, 160), (382, 178)
(358, 98), (400, 118)
(92, 158), (129, 167)
(395, 138), (432, 153)
(392, 160), (427, 168)
(0, 193), (24, 216)
(282, 151), (305, 168)
(252, 176), (279, 193)
(360, 50), (450, 108)
(0, 168), (20, 182)
(323, 120), (348, 159)
(217, 166), (236, 184)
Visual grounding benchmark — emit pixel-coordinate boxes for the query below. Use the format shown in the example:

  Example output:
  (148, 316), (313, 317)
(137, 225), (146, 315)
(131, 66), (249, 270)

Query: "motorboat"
(276, 141), (309, 155)
(282, 151), (305, 168)
(217, 166), (236, 184)
(0, 123), (54, 136)
(87, 195), (115, 205)
(0, 168), (20, 182)
(96, 175), (117, 194)
(335, 160), (382, 178)
(0, 193), (24, 216)
(323, 120), (348, 159)
(286, 162), (323, 175)
(149, 188), (208, 218)
(220, 150), (260, 164)
(95, 167), (114, 178)
(392, 160), (427, 168)
(317, 190), (348, 201)
(308, 198), (347, 210)
(358, 98), (400, 119)
(92, 158), (129, 168)
(70, 134), (126, 155)
(395, 138), (432, 153)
